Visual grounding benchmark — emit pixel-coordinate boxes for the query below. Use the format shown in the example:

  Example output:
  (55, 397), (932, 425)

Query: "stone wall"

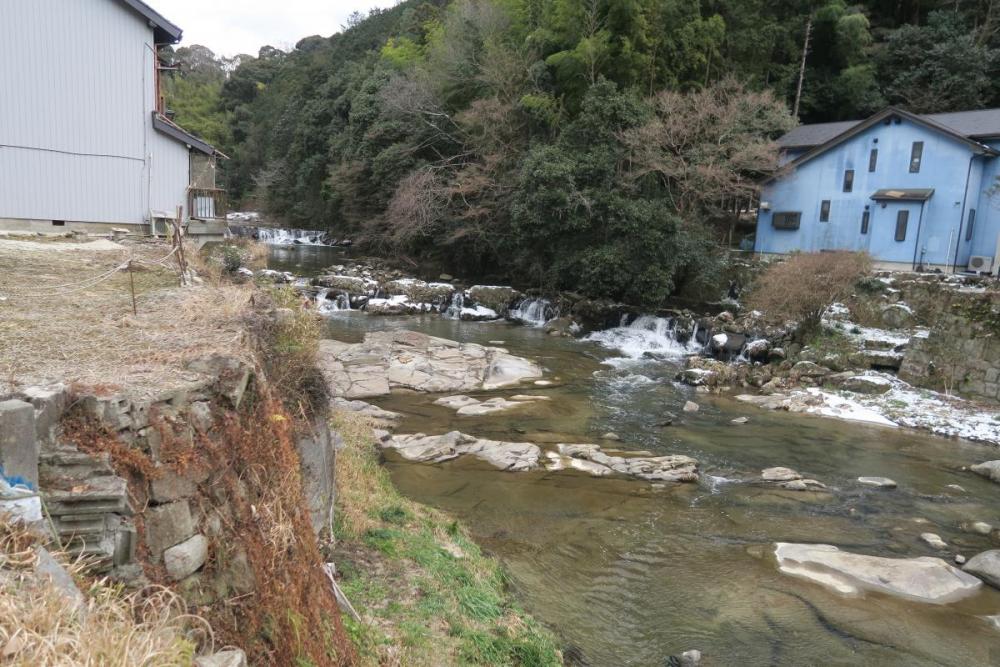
(900, 316), (1000, 403)
(1, 355), (338, 596)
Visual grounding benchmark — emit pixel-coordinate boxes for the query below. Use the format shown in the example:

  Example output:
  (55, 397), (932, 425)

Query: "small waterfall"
(584, 315), (705, 361)
(444, 291), (465, 319)
(316, 289), (351, 313)
(256, 228), (327, 246)
(509, 298), (554, 327)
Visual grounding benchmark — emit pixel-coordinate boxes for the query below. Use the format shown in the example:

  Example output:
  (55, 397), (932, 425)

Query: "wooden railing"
(187, 187), (227, 220)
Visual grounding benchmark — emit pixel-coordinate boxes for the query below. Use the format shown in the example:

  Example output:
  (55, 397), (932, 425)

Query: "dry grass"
(0, 238), (253, 396)
(0, 518), (210, 666)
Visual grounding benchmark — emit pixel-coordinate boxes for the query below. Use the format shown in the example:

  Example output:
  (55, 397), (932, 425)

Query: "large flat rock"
(384, 432), (699, 482)
(318, 331), (542, 398)
(774, 542), (982, 604)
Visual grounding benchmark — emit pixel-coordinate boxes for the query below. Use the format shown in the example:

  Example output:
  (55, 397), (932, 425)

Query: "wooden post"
(172, 205), (189, 286)
(128, 259), (138, 316)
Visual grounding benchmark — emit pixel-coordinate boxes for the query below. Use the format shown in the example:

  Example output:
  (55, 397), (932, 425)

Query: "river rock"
(971, 460), (1000, 484)
(433, 395), (481, 410)
(880, 303), (914, 329)
(969, 521), (993, 535)
(682, 401), (699, 413)
(365, 295), (432, 315)
(762, 467), (802, 482)
(921, 533), (948, 550)
(383, 279), (455, 305)
(466, 285), (520, 315)
(313, 274), (372, 294)
(774, 542), (981, 604)
(842, 376), (892, 395)
(317, 331), (543, 399)
(455, 397), (532, 416)
(731, 416), (749, 424)
(601, 432), (621, 441)
(791, 361), (830, 379)
(331, 397), (402, 424)
(553, 443), (699, 482)
(858, 476), (897, 489)
(781, 478), (827, 491)
(386, 432), (540, 471)
(963, 550), (1000, 589)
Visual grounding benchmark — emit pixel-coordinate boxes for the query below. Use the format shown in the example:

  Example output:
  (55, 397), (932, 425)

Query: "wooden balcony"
(188, 187), (226, 221)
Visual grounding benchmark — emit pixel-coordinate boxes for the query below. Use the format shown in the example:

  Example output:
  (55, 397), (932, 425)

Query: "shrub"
(221, 245), (243, 273)
(748, 251), (872, 336)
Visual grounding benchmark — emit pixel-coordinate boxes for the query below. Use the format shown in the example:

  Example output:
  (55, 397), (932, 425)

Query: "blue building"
(756, 107), (1000, 273)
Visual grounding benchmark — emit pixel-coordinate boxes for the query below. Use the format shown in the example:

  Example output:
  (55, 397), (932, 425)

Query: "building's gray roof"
(152, 113), (218, 156)
(779, 108), (1000, 148)
(117, 0), (182, 43)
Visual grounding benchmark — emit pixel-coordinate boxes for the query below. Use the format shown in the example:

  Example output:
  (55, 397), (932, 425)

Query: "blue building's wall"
(758, 117), (1000, 269)
(970, 140), (1000, 264)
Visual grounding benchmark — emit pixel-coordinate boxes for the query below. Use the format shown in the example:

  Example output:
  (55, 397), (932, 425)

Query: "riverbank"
(0, 236), (561, 665)
(330, 410), (561, 666)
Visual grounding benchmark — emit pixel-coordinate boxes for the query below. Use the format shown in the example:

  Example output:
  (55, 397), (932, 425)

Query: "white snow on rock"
(804, 388), (898, 427)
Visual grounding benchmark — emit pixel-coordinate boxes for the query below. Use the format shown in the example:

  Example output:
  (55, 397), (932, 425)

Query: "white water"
(444, 291), (465, 319)
(584, 315), (703, 362)
(509, 298), (553, 327)
(257, 228), (327, 246)
(316, 289), (351, 313)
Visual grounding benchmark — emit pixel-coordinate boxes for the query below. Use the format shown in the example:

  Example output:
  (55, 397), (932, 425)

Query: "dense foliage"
(163, 0), (1000, 304)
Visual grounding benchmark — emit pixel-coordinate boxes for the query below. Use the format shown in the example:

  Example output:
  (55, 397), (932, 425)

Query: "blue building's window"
(909, 142), (923, 173)
(868, 149), (878, 172)
(861, 210), (870, 234)
(843, 170), (854, 192)
(820, 200), (831, 222)
(895, 210), (909, 241)
(966, 208), (977, 241)
(772, 212), (801, 229)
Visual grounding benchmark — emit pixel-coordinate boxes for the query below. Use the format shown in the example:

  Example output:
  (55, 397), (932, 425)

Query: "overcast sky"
(160, 0), (391, 57)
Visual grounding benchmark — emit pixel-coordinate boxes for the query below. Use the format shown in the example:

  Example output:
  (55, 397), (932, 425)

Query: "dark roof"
(152, 113), (222, 156)
(870, 188), (935, 202)
(117, 0), (182, 43)
(779, 107), (1000, 148)
(768, 107), (999, 182)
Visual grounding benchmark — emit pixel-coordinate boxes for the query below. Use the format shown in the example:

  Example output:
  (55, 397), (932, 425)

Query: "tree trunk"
(793, 17), (812, 120)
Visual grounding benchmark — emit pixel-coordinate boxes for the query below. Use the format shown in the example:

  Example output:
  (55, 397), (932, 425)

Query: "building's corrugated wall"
(0, 0), (191, 225)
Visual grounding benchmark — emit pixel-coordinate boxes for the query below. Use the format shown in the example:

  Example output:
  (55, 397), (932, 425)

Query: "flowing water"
(284, 245), (1000, 666)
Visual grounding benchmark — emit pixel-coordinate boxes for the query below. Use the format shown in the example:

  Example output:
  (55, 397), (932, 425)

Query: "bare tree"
(622, 77), (795, 221)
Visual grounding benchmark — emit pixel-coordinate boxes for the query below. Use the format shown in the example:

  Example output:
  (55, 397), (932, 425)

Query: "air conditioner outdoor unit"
(967, 255), (994, 274)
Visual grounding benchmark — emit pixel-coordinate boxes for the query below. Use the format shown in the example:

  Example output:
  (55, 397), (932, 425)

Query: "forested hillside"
(165, 0), (1000, 303)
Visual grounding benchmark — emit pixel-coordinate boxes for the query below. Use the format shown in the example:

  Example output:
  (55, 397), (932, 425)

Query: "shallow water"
(311, 261), (1000, 665)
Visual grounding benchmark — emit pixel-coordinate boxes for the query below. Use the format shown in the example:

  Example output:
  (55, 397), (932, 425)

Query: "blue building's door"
(870, 202), (920, 268)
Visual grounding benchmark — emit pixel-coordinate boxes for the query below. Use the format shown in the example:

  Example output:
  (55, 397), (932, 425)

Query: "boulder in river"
(971, 460), (1000, 484)
(857, 476), (897, 489)
(317, 331), (543, 399)
(773, 542), (982, 604)
(963, 550), (1000, 589)
(761, 467), (802, 482)
(920, 533), (948, 550)
(466, 285), (521, 315)
(682, 401), (699, 413)
(387, 432), (541, 471)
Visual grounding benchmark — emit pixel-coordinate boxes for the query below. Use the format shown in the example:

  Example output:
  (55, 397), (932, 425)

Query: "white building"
(0, 0), (227, 239)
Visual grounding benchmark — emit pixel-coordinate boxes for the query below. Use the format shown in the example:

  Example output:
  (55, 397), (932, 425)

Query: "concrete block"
(144, 501), (194, 561)
(150, 466), (207, 503)
(17, 384), (66, 443)
(164, 533), (208, 580)
(0, 399), (39, 488)
(295, 417), (336, 536)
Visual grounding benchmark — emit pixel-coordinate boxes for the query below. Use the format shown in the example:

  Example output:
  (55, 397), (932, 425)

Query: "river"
(273, 245), (1000, 666)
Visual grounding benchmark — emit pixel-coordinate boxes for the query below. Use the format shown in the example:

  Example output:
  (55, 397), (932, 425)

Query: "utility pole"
(793, 17), (812, 120)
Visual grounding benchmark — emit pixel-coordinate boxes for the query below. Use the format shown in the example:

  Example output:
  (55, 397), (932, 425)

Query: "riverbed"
(274, 246), (1000, 665)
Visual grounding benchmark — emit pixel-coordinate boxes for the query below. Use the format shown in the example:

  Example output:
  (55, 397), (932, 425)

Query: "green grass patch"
(330, 411), (562, 666)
